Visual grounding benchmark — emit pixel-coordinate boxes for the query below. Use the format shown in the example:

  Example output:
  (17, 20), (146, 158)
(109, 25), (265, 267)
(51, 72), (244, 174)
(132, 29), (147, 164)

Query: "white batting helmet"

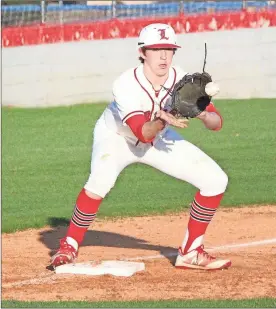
(138, 23), (181, 49)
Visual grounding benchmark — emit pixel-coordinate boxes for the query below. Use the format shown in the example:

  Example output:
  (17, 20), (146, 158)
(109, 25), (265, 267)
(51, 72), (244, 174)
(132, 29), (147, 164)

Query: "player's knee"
(84, 177), (116, 199)
(212, 170), (228, 195)
(201, 169), (228, 196)
(218, 170), (228, 192)
(84, 189), (102, 200)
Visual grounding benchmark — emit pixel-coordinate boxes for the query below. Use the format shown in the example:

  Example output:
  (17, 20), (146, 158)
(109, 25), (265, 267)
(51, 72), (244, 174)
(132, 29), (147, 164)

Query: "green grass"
(2, 298), (276, 308)
(2, 99), (276, 233)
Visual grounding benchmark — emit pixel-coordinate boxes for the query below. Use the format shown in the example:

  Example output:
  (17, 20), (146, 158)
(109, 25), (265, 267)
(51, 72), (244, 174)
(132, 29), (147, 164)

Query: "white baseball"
(205, 82), (220, 97)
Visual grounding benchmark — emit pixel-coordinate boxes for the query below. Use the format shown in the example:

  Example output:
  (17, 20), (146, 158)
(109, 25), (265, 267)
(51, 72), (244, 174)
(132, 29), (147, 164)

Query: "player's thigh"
(142, 129), (228, 196)
(84, 120), (136, 198)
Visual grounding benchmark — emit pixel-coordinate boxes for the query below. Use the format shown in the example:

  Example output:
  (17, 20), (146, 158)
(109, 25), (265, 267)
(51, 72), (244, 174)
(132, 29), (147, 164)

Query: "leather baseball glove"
(169, 72), (215, 118)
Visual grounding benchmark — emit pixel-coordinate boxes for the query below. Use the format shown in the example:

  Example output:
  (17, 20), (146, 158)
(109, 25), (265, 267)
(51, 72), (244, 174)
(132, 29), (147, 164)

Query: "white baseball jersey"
(103, 64), (187, 145)
(84, 64), (227, 199)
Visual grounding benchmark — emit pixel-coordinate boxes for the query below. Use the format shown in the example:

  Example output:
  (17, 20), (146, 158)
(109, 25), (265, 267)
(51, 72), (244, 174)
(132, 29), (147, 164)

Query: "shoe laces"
(197, 245), (215, 261)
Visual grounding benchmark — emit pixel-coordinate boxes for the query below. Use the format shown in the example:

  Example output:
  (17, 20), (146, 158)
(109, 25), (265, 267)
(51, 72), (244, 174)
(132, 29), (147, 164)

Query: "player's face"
(141, 48), (175, 76)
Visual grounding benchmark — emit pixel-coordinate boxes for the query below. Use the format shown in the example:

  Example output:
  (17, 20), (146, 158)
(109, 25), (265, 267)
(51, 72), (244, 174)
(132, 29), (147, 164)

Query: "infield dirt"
(2, 206), (276, 301)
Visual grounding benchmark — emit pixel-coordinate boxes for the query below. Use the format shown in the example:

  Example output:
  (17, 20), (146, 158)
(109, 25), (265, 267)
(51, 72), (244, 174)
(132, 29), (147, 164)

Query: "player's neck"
(143, 64), (169, 91)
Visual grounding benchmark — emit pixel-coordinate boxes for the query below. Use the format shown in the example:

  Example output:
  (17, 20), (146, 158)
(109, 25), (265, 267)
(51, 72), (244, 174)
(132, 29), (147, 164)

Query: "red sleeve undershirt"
(126, 114), (154, 143)
(126, 103), (222, 143)
(205, 103), (223, 131)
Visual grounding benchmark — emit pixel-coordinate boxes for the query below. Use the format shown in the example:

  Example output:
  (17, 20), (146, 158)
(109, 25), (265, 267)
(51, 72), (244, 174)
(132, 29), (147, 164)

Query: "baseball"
(205, 82), (220, 97)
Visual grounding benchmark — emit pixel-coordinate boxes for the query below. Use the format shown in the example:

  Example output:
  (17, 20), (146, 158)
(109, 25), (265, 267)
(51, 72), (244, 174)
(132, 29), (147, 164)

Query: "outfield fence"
(2, 1), (276, 107)
(2, 1), (276, 27)
(3, 26), (276, 107)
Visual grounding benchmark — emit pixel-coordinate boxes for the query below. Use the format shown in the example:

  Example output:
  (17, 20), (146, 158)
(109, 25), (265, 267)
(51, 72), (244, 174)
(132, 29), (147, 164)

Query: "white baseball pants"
(84, 116), (228, 198)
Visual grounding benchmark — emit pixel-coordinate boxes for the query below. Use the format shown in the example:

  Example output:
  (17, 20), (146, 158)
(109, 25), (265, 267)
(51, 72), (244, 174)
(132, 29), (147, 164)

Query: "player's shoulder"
(172, 66), (189, 82)
(113, 67), (137, 91)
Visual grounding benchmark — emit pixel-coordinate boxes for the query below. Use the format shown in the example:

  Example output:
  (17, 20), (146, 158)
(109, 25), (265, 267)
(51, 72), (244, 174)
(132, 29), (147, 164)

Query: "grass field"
(2, 99), (276, 308)
(2, 99), (276, 233)
(2, 298), (276, 308)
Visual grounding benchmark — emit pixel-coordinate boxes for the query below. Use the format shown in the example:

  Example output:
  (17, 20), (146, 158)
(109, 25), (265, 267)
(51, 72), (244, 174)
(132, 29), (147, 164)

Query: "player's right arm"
(142, 111), (188, 140)
(126, 114), (165, 143)
(113, 71), (187, 144)
(126, 111), (188, 143)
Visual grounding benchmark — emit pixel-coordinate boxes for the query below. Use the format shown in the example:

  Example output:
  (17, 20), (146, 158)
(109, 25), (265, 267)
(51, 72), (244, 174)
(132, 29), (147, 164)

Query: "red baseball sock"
(181, 191), (224, 253)
(66, 188), (102, 247)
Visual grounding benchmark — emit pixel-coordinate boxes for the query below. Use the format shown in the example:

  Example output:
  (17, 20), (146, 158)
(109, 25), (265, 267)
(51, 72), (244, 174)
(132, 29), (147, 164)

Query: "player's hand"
(155, 110), (189, 128)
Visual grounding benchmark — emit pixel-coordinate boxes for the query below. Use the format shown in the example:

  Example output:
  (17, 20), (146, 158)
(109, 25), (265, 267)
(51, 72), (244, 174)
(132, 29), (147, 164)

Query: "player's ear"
(139, 47), (146, 60)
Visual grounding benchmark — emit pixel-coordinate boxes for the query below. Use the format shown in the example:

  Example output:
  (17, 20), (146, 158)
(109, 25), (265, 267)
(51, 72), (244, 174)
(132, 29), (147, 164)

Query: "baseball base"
(55, 260), (145, 277)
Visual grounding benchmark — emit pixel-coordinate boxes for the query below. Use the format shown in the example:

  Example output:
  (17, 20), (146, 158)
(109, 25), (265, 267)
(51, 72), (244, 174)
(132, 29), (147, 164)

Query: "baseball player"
(50, 23), (231, 270)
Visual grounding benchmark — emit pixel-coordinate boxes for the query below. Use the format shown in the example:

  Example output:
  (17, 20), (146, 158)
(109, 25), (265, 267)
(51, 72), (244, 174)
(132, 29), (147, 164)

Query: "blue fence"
(2, 1), (275, 28)
(2, 1), (274, 15)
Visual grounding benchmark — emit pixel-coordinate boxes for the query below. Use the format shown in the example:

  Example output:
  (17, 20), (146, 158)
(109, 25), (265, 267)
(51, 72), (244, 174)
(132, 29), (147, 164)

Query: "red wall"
(2, 10), (276, 48)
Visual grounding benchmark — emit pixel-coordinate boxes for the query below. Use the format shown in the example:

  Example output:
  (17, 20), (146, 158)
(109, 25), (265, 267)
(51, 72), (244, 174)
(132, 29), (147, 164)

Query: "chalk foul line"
(123, 237), (276, 261)
(2, 237), (276, 288)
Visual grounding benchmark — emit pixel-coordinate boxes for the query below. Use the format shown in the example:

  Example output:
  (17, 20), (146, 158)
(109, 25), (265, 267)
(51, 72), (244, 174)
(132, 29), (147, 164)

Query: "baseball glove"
(169, 72), (213, 118)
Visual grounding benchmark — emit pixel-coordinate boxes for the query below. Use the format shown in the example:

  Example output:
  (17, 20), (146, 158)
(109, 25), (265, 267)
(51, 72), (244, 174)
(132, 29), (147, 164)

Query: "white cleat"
(175, 245), (231, 270)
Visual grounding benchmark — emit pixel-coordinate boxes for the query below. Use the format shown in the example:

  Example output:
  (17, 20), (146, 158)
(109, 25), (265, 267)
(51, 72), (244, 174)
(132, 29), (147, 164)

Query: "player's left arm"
(196, 102), (223, 131)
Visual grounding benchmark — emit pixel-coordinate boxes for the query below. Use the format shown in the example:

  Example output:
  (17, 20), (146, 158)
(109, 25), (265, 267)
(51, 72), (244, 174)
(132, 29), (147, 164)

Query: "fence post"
(179, 1), (184, 15)
(59, 0), (64, 24)
(111, 0), (116, 19)
(242, 0), (247, 10)
(41, 0), (46, 24)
